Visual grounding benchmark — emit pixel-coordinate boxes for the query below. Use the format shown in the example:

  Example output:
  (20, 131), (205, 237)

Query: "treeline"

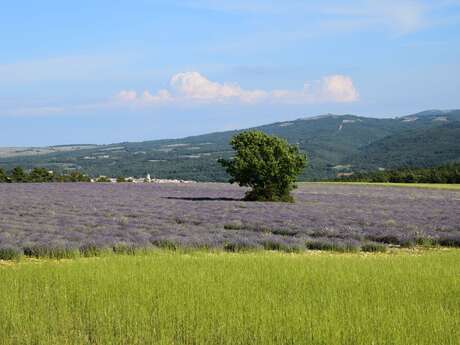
(0, 167), (90, 183)
(336, 163), (460, 184)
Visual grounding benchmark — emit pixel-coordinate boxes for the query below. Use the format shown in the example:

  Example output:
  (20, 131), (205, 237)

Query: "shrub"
(79, 243), (104, 257)
(174, 218), (186, 224)
(152, 240), (178, 251)
(112, 243), (137, 255)
(438, 234), (460, 247)
(305, 240), (335, 251)
(224, 223), (245, 230)
(366, 234), (401, 245)
(271, 228), (298, 237)
(262, 239), (300, 252)
(415, 236), (437, 247)
(361, 242), (387, 253)
(223, 240), (257, 252)
(0, 246), (23, 261)
(399, 238), (417, 248)
(23, 246), (78, 259)
(305, 239), (360, 252)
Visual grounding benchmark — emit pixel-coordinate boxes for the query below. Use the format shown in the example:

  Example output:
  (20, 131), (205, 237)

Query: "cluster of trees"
(0, 166), (146, 184)
(0, 166), (151, 184)
(336, 163), (460, 184)
(0, 167), (91, 183)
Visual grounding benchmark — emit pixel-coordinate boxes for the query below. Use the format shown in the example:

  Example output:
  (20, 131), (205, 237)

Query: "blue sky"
(1, 0), (459, 146)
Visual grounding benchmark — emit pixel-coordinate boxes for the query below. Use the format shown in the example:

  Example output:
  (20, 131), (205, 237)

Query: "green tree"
(0, 168), (9, 183)
(218, 131), (307, 202)
(58, 171), (91, 182)
(96, 176), (111, 183)
(116, 176), (126, 183)
(70, 171), (91, 182)
(29, 168), (54, 183)
(10, 167), (28, 183)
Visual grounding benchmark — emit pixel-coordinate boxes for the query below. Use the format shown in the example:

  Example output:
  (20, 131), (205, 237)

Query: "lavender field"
(0, 182), (459, 254)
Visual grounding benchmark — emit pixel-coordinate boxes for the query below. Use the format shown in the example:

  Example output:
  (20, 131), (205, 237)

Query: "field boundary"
(301, 182), (460, 191)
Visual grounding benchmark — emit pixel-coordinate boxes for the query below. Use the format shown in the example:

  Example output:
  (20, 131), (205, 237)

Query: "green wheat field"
(1, 250), (459, 345)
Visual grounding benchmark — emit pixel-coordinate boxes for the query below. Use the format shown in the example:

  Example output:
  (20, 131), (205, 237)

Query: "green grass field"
(1, 250), (459, 345)
(306, 182), (460, 191)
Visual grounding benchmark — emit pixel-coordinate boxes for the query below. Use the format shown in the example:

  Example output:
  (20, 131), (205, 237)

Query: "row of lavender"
(0, 183), (459, 259)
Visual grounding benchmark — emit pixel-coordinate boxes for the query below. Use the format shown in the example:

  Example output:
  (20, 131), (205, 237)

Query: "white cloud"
(321, 75), (360, 102)
(3, 72), (359, 116)
(116, 89), (173, 104)
(116, 72), (359, 106)
(142, 89), (174, 103)
(171, 72), (268, 103)
(271, 75), (359, 104)
(116, 90), (138, 102)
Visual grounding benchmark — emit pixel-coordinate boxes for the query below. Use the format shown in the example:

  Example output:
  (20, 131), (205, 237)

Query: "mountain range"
(1, 109), (459, 181)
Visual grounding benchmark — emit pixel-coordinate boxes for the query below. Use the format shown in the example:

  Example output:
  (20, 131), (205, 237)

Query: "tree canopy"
(219, 131), (307, 202)
(0, 167), (91, 183)
(10, 167), (28, 183)
(0, 168), (8, 183)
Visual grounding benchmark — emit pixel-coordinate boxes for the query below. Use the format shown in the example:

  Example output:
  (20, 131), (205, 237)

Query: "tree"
(58, 171), (91, 182)
(10, 167), (28, 183)
(218, 131), (307, 202)
(96, 176), (111, 183)
(0, 168), (9, 183)
(29, 168), (54, 183)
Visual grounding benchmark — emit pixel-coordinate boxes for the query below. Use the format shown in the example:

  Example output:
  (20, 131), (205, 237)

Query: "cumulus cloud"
(116, 89), (173, 104)
(116, 90), (138, 102)
(170, 72), (267, 103)
(271, 75), (359, 104)
(116, 72), (359, 106)
(320, 75), (360, 102)
(142, 89), (174, 103)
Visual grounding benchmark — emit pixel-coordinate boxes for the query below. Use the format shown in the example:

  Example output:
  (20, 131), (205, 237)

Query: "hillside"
(347, 122), (460, 171)
(0, 109), (459, 181)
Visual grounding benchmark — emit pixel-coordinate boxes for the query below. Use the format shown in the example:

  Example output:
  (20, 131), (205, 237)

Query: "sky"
(1, 0), (459, 146)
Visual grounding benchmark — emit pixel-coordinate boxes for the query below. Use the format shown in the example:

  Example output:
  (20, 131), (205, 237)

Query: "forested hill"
(1, 109), (459, 181)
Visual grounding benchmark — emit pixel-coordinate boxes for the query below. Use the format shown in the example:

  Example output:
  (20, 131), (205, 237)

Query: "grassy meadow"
(1, 250), (459, 345)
